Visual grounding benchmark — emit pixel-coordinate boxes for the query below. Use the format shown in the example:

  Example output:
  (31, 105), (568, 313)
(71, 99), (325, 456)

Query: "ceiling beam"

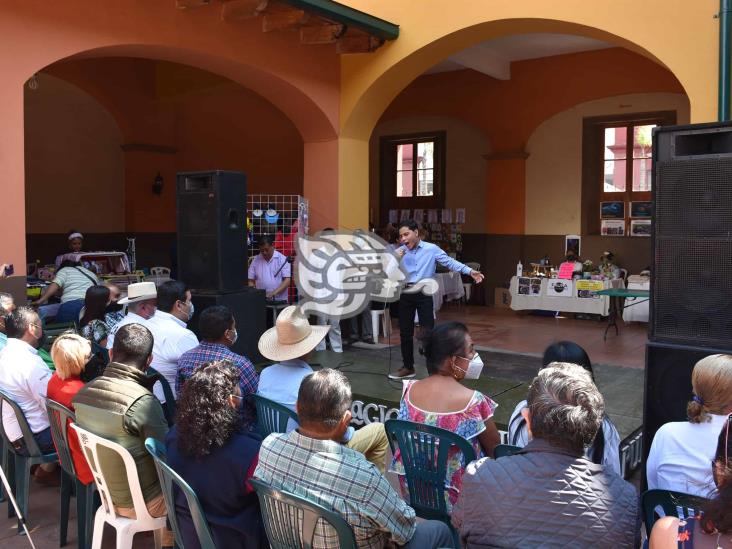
(281, 0), (398, 41)
(300, 23), (345, 44)
(336, 32), (383, 54)
(262, 7), (309, 32)
(220, 0), (269, 21)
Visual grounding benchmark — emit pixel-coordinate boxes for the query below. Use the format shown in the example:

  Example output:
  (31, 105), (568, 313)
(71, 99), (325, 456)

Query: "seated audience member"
(650, 415), (732, 549)
(33, 260), (99, 323)
(73, 323), (172, 544)
(102, 282), (125, 325)
(599, 251), (622, 279)
(0, 307), (57, 483)
(255, 368), (454, 549)
(508, 340), (622, 475)
(257, 306), (389, 472)
(453, 363), (639, 548)
(145, 280), (198, 404)
(106, 281), (158, 349)
(166, 361), (266, 548)
(647, 354), (732, 497)
(0, 291), (16, 351)
(390, 321), (500, 512)
(79, 285), (116, 346)
(177, 306), (258, 401)
(47, 333), (93, 485)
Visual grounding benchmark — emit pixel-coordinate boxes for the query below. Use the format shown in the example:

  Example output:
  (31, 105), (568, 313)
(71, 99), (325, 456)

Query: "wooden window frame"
(379, 131), (446, 225)
(581, 111), (676, 235)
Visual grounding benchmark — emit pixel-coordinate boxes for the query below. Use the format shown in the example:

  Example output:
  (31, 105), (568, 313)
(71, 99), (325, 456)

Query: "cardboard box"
(494, 287), (512, 308)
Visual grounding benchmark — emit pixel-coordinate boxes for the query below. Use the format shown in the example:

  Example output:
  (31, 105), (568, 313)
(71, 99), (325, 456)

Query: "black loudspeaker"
(652, 123), (732, 347)
(177, 170), (247, 292)
(188, 288), (267, 364)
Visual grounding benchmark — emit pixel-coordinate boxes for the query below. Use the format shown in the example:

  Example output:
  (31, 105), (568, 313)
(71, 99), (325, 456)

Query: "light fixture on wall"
(152, 172), (164, 195)
(27, 73), (39, 90)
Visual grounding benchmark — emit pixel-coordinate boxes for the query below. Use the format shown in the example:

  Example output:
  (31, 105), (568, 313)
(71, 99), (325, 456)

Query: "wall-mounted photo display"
(565, 234), (581, 257)
(630, 201), (652, 218)
(601, 219), (626, 236)
(600, 201), (625, 219)
(630, 219), (652, 237)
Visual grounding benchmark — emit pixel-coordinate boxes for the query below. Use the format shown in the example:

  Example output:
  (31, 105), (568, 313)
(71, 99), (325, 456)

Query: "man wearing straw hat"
(257, 305), (389, 471)
(106, 281), (158, 350)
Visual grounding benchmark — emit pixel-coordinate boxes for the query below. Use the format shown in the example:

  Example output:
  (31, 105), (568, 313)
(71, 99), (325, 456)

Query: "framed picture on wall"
(600, 201), (625, 219)
(630, 201), (653, 218)
(565, 234), (581, 257)
(630, 219), (652, 236)
(601, 219), (625, 236)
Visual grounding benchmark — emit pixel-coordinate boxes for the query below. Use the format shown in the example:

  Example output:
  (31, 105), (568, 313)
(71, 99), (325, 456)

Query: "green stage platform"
(257, 342), (645, 477)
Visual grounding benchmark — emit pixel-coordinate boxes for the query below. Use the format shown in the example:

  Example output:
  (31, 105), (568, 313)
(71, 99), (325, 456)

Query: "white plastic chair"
(71, 423), (167, 549)
(463, 262), (481, 304)
(149, 266), (171, 277)
(370, 309), (392, 343)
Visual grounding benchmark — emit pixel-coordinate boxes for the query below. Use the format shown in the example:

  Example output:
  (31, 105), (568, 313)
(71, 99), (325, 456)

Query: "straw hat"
(258, 306), (330, 362)
(118, 281), (157, 305)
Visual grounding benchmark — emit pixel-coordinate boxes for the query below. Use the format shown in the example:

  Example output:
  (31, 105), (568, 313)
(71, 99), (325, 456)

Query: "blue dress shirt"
(399, 241), (472, 283)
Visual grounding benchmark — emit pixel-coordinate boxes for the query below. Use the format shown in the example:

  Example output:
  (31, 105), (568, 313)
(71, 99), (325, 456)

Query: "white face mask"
(455, 352), (484, 380)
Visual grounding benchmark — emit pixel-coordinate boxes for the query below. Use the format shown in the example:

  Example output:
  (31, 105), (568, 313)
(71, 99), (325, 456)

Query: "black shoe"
(388, 367), (416, 380)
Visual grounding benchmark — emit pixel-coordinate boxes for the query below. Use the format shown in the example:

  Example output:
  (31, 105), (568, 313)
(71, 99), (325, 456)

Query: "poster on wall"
(455, 208), (466, 224)
(427, 209), (439, 223)
(547, 279), (574, 297)
(576, 279), (605, 298)
(413, 209), (424, 222)
(388, 210), (398, 224)
(601, 219), (625, 236)
(565, 234), (581, 257)
(630, 201), (653, 218)
(600, 201), (625, 219)
(518, 277), (542, 296)
(630, 219), (652, 236)
(441, 209), (453, 223)
(400, 209), (411, 221)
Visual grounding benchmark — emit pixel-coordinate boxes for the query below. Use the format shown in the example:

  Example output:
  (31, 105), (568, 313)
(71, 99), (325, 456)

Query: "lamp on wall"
(152, 172), (164, 195)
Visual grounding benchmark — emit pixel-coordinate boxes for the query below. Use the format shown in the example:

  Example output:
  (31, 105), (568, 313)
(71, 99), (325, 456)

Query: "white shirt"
(0, 339), (52, 441)
(106, 311), (150, 350)
(145, 310), (198, 403)
(646, 413), (728, 497)
(257, 359), (312, 431)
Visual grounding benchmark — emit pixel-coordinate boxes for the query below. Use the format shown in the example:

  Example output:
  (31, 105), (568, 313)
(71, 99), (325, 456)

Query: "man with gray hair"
(255, 368), (454, 548)
(0, 292), (16, 351)
(452, 363), (640, 548)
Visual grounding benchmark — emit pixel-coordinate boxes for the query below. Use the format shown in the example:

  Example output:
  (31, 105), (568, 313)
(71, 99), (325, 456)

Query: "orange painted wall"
(379, 48), (685, 234)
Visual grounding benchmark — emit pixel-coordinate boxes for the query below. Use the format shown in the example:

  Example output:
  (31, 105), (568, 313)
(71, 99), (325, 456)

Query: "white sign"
(547, 279), (574, 297)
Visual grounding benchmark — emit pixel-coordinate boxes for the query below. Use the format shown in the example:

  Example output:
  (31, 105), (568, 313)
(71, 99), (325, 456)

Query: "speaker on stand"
(643, 122), (732, 485)
(176, 170), (266, 361)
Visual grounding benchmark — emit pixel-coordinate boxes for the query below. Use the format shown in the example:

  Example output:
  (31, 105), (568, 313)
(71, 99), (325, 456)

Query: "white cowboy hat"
(258, 306), (330, 362)
(118, 281), (157, 305)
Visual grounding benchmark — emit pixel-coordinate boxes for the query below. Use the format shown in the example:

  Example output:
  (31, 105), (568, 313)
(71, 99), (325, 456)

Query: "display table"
(594, 287), (650, 340)
(622, 279), (650, 323)
(509, 276), (624, 316)
(55, 251), (131, 273)
(433, 272), (465, 311)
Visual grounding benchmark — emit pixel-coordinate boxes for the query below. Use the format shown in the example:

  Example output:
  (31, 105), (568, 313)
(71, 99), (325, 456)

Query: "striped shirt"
(254, 430), (416, 549)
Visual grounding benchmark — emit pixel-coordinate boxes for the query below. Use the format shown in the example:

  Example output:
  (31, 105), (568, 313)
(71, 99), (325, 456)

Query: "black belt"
(405, 282), (416, 288)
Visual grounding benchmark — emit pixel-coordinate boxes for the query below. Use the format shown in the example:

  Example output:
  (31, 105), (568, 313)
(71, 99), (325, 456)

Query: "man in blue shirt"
(389, 220), (484, 379)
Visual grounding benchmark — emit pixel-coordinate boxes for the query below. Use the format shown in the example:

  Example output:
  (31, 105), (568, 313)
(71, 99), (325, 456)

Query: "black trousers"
(398, 292), (435, 370)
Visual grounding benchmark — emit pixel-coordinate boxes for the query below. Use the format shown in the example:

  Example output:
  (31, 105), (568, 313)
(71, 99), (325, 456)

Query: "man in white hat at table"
(106, 281), (158, 350)
(257, 305), (389, 472)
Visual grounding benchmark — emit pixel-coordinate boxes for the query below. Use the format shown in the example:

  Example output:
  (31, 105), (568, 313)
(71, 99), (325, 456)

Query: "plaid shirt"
(177, 342), (258, 396)
(254, 430), (416, 549)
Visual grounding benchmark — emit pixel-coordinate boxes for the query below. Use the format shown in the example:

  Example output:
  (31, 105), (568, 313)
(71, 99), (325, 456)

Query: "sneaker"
(388, 367), (416, 380)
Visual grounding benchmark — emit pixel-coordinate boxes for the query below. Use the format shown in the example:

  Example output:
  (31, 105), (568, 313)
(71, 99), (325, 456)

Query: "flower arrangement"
(582, 260), (595, 273)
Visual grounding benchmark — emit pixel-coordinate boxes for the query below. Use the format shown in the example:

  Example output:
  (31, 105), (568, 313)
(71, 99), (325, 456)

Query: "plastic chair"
(144, 438), (216, 549)
(70, 423), (167, 549)
(47, 399), (99, 549)
(384, 419), (476, 545)
(493, 444), (522, 459)
(641, 489), (706, 533)
(250, 478), (357, 549)
(251, 394), (299, 437)
(147, 367), (176, 426)
(42, 321), (78, 351)
(0, 389), (58, 532)
(149, 267), (171, 277)
(369, 309), (392, 343)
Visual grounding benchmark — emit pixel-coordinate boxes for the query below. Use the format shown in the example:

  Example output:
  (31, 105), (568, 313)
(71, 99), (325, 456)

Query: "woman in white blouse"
(646, 354), (732, 497)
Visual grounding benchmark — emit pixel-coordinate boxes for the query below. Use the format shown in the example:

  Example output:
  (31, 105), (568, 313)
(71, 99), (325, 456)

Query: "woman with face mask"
(389, 321), (500, 513)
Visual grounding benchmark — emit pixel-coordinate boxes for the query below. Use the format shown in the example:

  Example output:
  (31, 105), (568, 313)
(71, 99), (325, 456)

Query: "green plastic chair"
(146, 367), (177, 426)
(0, 389), (58, 532)
(641, 489), (707, 533)
(144, 437), (216, 549)
(250, 478), (357, 549)
(46, 399), (99, 549)
(384, 419), (476, 546)
(251, 394), (299, 437)
(493, 444), (522, 458)
(41, 321), (77, 352)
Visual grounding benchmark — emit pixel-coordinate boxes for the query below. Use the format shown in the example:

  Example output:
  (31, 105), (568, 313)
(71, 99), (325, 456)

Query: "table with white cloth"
(433, 272), (465, 311)
(509, 276), (624, 316)
(622, 278), (650, 323)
